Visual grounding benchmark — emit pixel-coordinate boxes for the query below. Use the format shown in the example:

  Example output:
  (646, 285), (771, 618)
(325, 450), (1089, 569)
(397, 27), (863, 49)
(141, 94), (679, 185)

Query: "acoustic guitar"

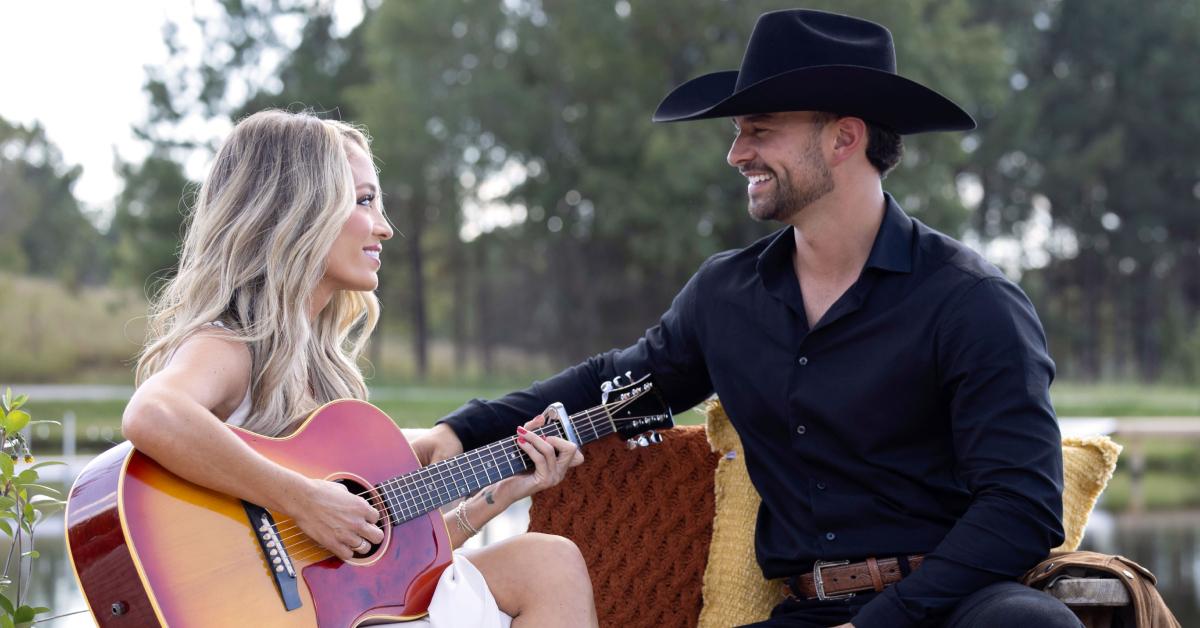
(66, 374), (672, 626)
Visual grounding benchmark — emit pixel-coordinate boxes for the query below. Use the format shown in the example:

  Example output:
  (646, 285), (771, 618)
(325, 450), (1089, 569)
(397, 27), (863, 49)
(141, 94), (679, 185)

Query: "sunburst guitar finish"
(67, 401), (447, 627)
(66, 375), (672, 627)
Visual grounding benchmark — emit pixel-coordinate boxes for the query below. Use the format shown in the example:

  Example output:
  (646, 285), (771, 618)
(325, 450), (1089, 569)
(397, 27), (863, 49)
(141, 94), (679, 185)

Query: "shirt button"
(796, 425), (807, 435)
(816, 481), (826, 490)
(825, 532), (836, 541)
(797, 356), (808, 365)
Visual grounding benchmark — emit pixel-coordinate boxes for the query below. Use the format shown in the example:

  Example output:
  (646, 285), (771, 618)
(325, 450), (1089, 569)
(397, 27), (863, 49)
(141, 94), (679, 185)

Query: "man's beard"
(748, 138), (834, 223)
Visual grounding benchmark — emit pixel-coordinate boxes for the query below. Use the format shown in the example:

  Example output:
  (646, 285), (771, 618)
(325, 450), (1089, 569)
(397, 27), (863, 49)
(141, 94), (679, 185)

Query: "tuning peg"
(625, 431), (663, 449)
(600, 380), (614, 404)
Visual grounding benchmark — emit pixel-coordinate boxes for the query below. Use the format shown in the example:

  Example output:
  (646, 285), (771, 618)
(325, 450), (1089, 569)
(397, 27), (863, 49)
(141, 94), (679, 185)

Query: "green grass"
(1, 273), (565, 386)
(0, 273), (147, 382)
(1100, 470), (1200, 511)
(368, 386), (513, 427)
(19, 381), (1200, 445)
(1051, 382), (1200, 416)
(18, 382), (1200, 513)
(25, 400), (128, 427)
(23, 387), (521, 452)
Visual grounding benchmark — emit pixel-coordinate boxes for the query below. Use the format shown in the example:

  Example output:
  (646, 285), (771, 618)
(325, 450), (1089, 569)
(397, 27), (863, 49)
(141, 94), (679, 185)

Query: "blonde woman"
(122, 109), (598, 627)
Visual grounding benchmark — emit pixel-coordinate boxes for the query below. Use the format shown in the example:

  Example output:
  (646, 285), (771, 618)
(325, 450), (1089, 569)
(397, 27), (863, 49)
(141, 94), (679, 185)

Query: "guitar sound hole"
(335, 478), (386, 558)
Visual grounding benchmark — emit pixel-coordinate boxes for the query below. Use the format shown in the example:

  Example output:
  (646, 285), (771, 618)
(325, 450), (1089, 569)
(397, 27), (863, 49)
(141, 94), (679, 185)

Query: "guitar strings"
(268, 394), (649, 557)
(284, 410), (667, 563)
(275, 409), (653, 558)
(228, 403), (662, 569)
(273, 392), (635, 545)
(272, 396), (643, 551)
(269, 420), (576, 548)
(271, 425), (567, 558)
(279, 426), (566, 563)
(282, 421), (609, 562)
(272, 395), (662, 561)
(283, 415), (613, 562)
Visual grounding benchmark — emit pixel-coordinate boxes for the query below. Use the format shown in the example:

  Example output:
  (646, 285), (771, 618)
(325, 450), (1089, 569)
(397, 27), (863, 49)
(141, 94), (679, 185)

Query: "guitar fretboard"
(376, 402), (623, 525)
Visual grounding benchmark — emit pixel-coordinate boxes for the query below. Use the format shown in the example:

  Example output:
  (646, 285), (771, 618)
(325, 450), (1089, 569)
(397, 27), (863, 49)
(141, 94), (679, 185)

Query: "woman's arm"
(121, 332), (383, 561)
(442, 413), (583, 549)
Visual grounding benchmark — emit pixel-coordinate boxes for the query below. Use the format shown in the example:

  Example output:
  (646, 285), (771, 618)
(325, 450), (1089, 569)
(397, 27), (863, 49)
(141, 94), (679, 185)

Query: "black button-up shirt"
(441, 195), (1065, 627)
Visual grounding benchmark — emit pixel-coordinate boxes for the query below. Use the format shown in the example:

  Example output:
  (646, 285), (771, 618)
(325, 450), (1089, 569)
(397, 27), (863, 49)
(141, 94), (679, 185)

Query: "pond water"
(1079, 509), (1200, 625)
(12, 506), (1199, 625)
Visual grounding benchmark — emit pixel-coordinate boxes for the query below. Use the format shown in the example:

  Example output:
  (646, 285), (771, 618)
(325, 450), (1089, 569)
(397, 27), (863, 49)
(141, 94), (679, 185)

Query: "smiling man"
(416, 9), (1080, 628)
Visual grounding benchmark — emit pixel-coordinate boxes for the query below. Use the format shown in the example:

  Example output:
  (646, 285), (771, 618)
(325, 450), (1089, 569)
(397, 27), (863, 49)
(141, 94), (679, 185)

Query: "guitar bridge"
(242, 501), (302, 612)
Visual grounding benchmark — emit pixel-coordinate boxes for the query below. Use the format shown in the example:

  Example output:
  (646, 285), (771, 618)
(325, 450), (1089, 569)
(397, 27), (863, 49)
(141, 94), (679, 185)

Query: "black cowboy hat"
(652, 9), (976, 134)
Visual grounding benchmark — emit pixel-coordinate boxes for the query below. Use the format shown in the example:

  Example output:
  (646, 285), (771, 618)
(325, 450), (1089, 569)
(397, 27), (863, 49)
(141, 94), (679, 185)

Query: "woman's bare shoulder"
(148, 327), (253, 416)
(173, 327), (252, 371)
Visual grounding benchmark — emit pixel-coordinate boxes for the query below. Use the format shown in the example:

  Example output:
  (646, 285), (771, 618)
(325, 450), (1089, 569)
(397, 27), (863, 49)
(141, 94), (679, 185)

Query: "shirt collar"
(864, 193), (914, 274)
(756, 192), (915, 279)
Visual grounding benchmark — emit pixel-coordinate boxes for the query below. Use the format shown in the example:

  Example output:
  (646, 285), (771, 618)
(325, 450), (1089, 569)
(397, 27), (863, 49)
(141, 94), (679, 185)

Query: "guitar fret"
(391, 472), (420, 524)
(584, 411), (602, 443)
(379, 383), (659, 526)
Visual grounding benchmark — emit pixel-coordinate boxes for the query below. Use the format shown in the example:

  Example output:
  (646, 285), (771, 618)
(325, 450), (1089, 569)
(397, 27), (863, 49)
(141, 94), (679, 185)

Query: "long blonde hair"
(136, 109), (381, 436)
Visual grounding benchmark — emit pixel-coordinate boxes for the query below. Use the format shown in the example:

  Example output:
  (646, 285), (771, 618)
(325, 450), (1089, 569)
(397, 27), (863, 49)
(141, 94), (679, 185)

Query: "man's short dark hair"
(865, 121), (903, 178)
(815, 112), (904, 178)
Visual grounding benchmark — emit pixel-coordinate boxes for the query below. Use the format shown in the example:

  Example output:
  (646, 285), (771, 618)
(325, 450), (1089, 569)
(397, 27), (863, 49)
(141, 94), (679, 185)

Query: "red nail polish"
(518, 436), (527, 444)
(517, 426), (527, 434)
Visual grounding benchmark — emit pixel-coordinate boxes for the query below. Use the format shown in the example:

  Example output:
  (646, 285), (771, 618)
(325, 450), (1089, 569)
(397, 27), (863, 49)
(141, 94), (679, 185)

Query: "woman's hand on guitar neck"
(443, 410), (584, 548)
(287, 478), (385, 561)
(494, 412), (585, 504)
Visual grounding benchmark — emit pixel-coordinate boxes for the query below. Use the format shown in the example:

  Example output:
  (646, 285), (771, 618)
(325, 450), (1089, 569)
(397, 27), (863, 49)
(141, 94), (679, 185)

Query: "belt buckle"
(812, 559), (855, 601)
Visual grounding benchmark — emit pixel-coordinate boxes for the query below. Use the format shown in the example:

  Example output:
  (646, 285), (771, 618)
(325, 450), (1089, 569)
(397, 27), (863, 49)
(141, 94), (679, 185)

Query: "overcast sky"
(0, 1), (362, 220)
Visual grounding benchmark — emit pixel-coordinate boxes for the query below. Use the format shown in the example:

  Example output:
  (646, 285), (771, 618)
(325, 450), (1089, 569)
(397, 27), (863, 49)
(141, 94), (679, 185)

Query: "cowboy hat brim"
(652, 65), (976, 134)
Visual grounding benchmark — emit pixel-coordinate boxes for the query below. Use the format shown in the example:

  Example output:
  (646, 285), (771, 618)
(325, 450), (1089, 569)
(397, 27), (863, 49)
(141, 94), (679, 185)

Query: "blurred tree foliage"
(0, 118), (107, 286)
(109, 156), (192, 289)
(84, 0), (1200, 383)
(977, 0), (1200, 381)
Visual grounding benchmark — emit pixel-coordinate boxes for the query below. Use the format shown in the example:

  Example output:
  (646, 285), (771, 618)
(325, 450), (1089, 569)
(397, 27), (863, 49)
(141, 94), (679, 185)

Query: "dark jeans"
(739, 581), (1083, 627)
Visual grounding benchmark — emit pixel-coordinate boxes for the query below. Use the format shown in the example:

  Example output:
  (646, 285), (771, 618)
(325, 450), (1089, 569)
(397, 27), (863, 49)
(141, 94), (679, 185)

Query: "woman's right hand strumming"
(124, 332), (383, 563)
(287, 478), (385, 561)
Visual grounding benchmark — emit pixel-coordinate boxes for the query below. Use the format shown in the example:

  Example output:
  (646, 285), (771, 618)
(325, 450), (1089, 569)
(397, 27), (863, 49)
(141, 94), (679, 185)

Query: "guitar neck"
(377, 404), (619, 525)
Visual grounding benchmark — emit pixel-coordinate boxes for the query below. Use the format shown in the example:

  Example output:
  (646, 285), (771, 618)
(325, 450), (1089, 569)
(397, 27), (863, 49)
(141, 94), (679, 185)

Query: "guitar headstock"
(600, 372), (674, 441)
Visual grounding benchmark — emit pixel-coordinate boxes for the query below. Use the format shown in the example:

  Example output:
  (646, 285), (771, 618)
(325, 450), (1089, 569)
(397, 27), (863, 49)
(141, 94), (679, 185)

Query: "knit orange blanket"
(528, 425), (719, 627)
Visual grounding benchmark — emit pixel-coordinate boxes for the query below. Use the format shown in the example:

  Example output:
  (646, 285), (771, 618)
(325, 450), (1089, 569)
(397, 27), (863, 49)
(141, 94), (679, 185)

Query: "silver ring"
(354, 539), (370, 552)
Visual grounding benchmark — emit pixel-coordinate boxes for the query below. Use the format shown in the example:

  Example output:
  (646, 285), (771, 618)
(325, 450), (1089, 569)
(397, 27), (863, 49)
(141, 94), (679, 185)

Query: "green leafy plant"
(0, 389), (65, 628)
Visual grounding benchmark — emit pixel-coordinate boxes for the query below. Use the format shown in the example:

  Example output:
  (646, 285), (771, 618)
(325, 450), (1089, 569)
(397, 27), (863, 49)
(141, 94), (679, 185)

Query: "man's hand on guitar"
(410, 423), (464, 466)
(496, 411), (585, 503)
(290, 478), (385, 561)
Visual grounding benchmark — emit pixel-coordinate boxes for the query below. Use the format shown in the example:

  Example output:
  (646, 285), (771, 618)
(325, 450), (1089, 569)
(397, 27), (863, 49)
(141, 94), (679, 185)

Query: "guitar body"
(66, 400), (452, 627)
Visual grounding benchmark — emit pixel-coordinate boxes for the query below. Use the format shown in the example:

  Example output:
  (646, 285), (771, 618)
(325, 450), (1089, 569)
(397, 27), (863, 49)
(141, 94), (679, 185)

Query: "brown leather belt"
(783, 555), (925, 601)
